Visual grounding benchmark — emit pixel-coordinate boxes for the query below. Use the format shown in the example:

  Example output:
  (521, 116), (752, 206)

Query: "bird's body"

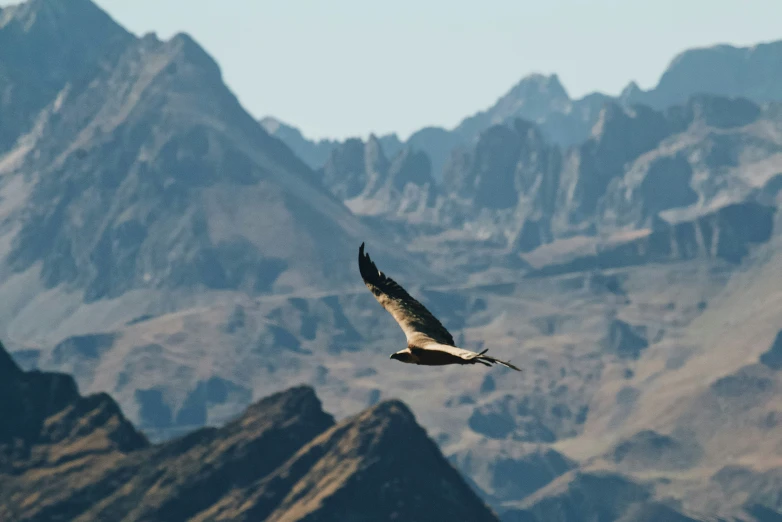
(358, 243), (521, 371)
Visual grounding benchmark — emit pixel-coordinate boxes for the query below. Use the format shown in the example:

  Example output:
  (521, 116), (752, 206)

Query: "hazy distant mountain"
(623, 40), (782, 109)
(260, 115), (404, 170)
(267, 39), (782, 178)
(0, 340), (499, 521)
(451, 74), (611, 150)
(259, 116), (340, 169)
(319, 135), (438, 220)
(318, 92), (782, 257)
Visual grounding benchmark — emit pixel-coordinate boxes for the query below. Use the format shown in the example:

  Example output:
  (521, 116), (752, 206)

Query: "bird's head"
(390, 351), (411, 363)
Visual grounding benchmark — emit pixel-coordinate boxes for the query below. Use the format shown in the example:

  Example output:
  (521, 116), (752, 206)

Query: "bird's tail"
(474, 350), (522, 372)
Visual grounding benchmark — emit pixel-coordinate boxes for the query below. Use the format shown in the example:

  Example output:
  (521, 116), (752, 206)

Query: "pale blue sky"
(10, 1), (782, 140)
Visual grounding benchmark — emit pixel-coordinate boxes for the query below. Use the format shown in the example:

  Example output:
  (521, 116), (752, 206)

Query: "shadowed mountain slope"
(0, 341), (498, 521)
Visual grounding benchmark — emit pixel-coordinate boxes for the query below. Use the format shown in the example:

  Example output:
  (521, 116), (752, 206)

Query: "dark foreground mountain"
(0, 341), (499, 521)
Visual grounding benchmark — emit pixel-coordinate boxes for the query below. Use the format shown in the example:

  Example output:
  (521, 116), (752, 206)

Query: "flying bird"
(358, 243), (521, 371)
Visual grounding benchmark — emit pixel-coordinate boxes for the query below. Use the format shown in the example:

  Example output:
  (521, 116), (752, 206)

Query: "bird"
(358, 242), (521, 371)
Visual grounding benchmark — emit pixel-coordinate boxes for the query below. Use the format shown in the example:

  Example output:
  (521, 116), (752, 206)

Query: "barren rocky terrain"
(1, 342), (498, 521)
(3, 0), (782, 520)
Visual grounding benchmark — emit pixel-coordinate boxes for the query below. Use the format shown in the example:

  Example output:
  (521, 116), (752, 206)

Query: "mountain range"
(264, 39), (782, 178)
(2, 0), (782, 520)
(0, 340), (500, 521)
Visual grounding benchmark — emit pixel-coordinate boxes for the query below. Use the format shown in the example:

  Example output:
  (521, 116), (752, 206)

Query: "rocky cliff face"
(529, 201), (776, 277)
(3, 30), (361, 298)
(0, 340), (147, 474)
(318, 93), (782, 268)
(554, 103), (671, 232)
(444, 119), (560, 213)
(319, 135), (438, 219)
(624, 40), (782, 110)
(0, 0), (133, 152)
(321, 135), (389, 199)
(452, 74), (603, 150)
(0, 339), (498, 521)
(260, 116), (340, 170)
(0, 0), (429, 346)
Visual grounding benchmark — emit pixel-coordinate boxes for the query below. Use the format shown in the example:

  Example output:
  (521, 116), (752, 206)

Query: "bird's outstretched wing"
(358, 242), (455, 347)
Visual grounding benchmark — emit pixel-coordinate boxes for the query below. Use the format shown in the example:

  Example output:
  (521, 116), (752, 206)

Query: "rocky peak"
(501, 73), (571, 116)
(406, 126), (463, 180)
(0, 347), (80, 446)
(619, 81), (643, 105)
(119, 386), (336, 521)
(344, 399), (422, 447)
(384, 146), (434, 192)
(633, 40), (782, 109)
(447, 124), (523, 209)
(1, 367), (497, 522)
(557, 102), (671, 227)
(325, 139), (438, 218)
(444, 119), (560, 215)
(239, 398), (500, 522)
(0, 340), (147, 466)
(2, 16), (390, 303)
(364, 133), (390, 180)
(319, 134), (438, 214)
(164, 32), (223, 81)
(231, 385), (334, 435)
(0, 0), (132, 152)
(453, 74), (575, 150)
(1, 0), (121, 33)
(322, 136), (388, 199)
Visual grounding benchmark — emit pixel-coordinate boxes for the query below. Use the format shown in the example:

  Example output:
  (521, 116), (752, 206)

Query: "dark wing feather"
(358, 243), (455, 347)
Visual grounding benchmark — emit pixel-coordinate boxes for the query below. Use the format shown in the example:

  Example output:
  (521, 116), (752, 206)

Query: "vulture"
(358, 243), (521, 371)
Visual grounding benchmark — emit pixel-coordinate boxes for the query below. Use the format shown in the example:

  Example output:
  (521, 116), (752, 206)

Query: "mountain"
(259, 116), (340, 170)
(203, 400), (500, 522)
(0, 340), (499, 521)
(319, 135), (438, 220)
(624, 40), (782, 110)
(0, 0), (429, 346)
(0, 339), (147, 475)
(318, 93), (782, 254)
(501, 471), (700, 522)
(4, 2), (782, 521)
(262, 74), (607, 177)
(266, 39), (782, 179)
(450, 74), (611, 152)
(0, 0), (133, 152)
(443, 118), (561, 218)
(261, 115), (404, 170)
